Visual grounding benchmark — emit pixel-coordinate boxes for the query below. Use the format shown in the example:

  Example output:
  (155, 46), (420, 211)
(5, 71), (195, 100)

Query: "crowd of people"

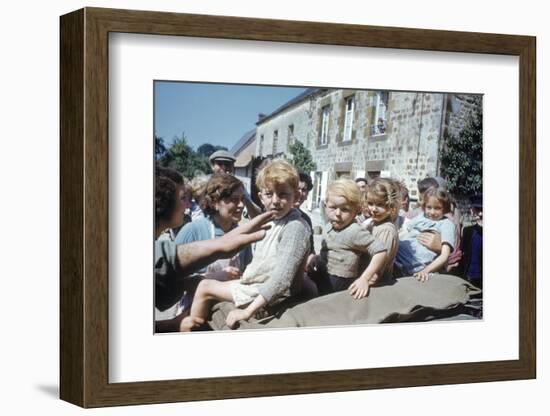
(155, 151), (483, 332)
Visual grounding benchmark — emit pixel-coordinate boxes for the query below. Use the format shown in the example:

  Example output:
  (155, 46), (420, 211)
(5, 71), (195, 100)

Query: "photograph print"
(153, 81), (483, 334)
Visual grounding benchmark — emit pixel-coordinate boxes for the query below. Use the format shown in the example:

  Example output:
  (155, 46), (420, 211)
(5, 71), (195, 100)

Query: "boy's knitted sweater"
(321, 222), (386, 279)
(233, 208), (311, 306)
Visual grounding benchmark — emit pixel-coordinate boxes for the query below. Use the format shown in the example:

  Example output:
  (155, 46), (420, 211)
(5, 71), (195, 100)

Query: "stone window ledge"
(369, 133), (388, 141)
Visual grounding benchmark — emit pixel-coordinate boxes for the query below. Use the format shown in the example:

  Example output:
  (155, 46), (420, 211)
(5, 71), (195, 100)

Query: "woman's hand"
(416, 231), (442, 253)
(221, 210), (276, 255)
(226, 308), (251, 329)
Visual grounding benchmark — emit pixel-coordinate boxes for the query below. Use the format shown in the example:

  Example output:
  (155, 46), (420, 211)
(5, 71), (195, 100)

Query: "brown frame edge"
(60, 7), (536, 408)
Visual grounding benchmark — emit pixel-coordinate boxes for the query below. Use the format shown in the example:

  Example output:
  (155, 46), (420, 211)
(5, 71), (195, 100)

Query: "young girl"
(361, 178), (401, 284)
(395, 187), (456, 282)
(311, 178), (387, 299)
(188, 160), (311, 330)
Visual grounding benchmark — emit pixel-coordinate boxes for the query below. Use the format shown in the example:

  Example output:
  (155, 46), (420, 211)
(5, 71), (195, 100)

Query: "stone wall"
(255, 93), (317, 158)
(255, 88), (481, 203)
(446, 94), (483, 139)
(303, 90), (446, 200)
(382, 92), (446, 199)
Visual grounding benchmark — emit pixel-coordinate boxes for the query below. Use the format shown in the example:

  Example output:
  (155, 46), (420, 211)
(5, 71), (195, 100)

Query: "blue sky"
(154, 81), (307, 151)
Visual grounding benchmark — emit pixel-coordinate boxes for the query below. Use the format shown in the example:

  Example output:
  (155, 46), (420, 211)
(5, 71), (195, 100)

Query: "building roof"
(230, 128), (256, 156)
(234, 136), (256, 168)
(256, 87), (326, 125)
(231, 128), (256, 168)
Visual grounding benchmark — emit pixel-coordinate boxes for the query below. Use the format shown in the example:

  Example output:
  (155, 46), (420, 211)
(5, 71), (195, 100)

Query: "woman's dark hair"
(200, 173), (244, 216)
(417, 177), (439, 195)
(155, 165), (183, 185)
(155, 165), (184, 222)
(298, 172), (313, 191)
(155, 176), (178, 222)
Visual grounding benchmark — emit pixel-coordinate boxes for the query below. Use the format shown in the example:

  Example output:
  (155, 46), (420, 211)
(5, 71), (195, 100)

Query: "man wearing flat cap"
(209, 150), (262, 218)
(209, 150), (237, 175)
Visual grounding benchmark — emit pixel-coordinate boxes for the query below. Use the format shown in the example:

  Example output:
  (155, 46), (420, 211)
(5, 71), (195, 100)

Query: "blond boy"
(188, 160), (311, 329)
(310, 178), (387, 299)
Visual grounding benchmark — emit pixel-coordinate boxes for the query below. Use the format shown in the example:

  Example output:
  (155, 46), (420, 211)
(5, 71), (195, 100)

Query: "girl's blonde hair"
(326, 178), (362, 211)
(256, 159), (299, 191)
(364, 177), (402, 220)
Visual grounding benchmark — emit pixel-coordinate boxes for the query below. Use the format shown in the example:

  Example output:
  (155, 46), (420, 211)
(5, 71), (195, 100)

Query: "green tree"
(159, 133), (211, 179)
(155, 135), (167, 160)
(439, 101), (483, 196)
(289, 140), (316, 173)
(197, 143), (228, 158)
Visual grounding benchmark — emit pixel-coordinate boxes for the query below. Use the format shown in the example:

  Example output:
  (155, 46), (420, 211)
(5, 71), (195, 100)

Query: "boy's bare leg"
(188, 279), (234, 325)
(179, 315), (205, 332)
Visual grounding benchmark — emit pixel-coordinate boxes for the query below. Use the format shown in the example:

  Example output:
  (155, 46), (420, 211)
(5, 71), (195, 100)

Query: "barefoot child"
(395, 187), (456, 282)
(310, 178), (387, 299)
(188, 160), (311, 329)
(362, 178), (400, 284)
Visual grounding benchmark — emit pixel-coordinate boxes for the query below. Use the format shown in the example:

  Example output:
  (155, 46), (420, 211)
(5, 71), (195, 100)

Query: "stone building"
(254, 87), (481, 209)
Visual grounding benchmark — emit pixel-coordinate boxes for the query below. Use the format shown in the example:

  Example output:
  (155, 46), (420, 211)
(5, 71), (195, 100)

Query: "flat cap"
(209, 150), (236, 163)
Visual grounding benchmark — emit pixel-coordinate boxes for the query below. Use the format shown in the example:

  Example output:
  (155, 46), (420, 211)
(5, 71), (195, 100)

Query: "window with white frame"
(312, 171), (328, 209)
(343, 96), (355, 142)
(320, 106), (330, 145)
(372, 91), (389, 135)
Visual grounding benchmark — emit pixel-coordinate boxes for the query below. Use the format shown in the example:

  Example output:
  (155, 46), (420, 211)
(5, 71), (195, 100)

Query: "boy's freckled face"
(259, 183), (297, 219)
(326, 194), (357, 230)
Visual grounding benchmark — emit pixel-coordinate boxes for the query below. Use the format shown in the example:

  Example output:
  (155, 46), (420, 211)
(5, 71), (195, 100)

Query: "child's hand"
(447, 261), (459, 272)
(223, 266), (241, 280)
(348, 277), (370, 299)
(226, 308), (251, 329)
(367, 273), (379, 285)
(414, 269), (433, 283)
(179, 316), (205, 332)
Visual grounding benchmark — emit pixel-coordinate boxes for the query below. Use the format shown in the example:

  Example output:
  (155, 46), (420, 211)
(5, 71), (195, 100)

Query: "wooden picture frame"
(60, 7), (536, 408)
